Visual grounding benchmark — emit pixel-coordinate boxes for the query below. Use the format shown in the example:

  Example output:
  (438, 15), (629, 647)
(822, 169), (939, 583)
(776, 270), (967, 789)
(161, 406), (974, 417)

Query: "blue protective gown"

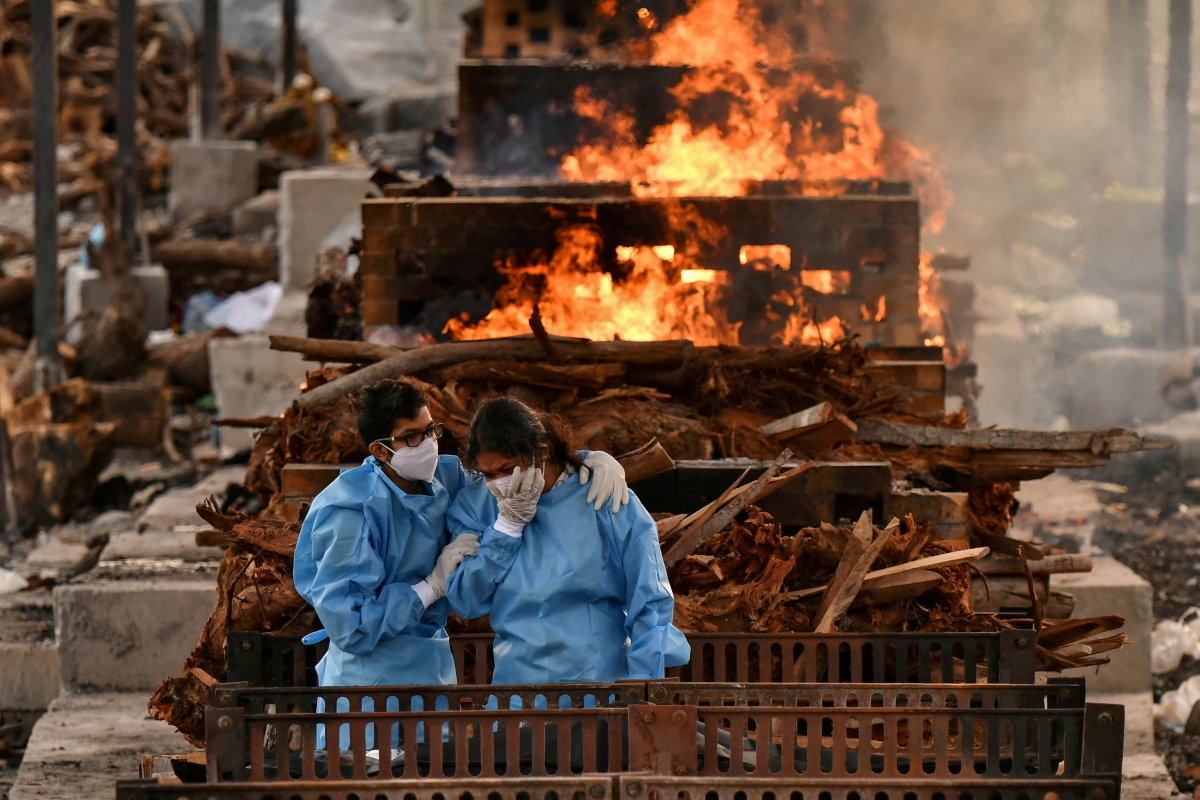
(293, 454), (469, 689)
(444, 471), (691, 684)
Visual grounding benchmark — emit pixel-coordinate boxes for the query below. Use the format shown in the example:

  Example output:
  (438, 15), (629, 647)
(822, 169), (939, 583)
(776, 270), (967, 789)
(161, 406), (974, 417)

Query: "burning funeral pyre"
(151, 0), (1156, 743)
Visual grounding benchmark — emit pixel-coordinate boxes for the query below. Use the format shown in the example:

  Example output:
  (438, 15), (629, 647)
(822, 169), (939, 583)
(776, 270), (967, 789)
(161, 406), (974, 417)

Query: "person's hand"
(424, 534), (479, 599)
(579, 451), (630, 512)
(488, 465), (544, 526)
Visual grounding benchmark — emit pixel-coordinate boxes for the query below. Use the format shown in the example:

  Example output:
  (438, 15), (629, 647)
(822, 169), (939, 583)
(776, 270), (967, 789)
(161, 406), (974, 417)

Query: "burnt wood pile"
(148, 329), (1158, 739)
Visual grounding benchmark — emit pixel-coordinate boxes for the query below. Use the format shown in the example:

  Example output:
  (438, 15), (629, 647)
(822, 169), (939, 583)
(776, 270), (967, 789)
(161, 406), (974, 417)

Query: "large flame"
(444, 226), (740, 346)
(559, 0), (940, 206)
(444, 224), (847, 347)
(450, 0), (955, 353)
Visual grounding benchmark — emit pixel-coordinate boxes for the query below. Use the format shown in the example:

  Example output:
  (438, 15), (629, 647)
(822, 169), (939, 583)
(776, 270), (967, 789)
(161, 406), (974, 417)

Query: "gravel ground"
(1092, 463), (1200, 794)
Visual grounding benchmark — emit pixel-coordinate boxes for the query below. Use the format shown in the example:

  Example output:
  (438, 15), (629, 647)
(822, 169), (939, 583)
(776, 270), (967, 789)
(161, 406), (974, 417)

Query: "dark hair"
(465, 397), (582, 471)
(357, 379), (427, 445)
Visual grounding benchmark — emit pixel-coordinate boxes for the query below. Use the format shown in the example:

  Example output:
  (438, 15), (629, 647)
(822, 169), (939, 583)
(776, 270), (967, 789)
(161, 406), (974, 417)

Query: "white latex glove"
(579, 451), (630, 513)
(488, 465), (544, 527)
(423, 534), (479, 599)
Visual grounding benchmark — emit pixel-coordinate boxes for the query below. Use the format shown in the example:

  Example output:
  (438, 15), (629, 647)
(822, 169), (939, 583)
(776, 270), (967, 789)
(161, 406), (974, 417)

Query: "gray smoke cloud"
(844, 0), (1194, 430)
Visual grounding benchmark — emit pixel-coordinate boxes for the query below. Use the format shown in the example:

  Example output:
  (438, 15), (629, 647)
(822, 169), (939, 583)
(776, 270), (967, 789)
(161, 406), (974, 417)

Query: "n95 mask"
(386, 436), (438, 482)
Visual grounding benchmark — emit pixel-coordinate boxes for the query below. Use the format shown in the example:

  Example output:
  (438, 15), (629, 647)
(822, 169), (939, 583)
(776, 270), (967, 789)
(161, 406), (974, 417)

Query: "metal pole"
(31, 0), (62, 392)
(280, 0), (298, 95)
(1163, 0), (1193, 349)
(1127, 0), (1151, 184)
(117, 0), (138, 263)
(200, 0), (221, 139)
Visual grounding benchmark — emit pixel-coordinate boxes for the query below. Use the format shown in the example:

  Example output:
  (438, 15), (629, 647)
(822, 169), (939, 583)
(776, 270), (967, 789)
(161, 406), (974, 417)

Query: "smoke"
(841, 0), (1192, 430)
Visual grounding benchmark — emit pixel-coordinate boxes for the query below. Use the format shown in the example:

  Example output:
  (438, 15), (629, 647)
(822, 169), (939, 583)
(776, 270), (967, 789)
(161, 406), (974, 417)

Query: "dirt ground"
(1091, 462), (1200, 795)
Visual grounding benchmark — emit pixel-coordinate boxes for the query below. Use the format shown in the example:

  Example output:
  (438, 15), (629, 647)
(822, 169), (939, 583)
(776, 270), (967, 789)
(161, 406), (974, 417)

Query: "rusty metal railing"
(208, 678), (1086, 721)
(615, 774), (1121, 800)
(227, 629), (1037, 688)
(116, 771), (1121, 800)
(202, 699), (1122, 784)
(116, 776), (613, 800)
(677, 630), (1036, 684)
(205, 705), (645, 782)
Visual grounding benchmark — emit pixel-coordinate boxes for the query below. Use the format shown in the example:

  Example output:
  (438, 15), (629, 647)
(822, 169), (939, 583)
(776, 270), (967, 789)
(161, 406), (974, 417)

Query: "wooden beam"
(856, 418), (1170, 454)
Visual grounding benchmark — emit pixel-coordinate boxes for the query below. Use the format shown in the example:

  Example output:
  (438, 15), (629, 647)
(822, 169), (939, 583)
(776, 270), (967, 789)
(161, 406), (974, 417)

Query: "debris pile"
(0, 0), (341, 198)
(148, 498), (315, 746)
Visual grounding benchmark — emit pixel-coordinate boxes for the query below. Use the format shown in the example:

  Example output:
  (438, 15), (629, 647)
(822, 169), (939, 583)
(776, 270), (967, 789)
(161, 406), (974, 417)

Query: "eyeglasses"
(376, 423), (445, 450)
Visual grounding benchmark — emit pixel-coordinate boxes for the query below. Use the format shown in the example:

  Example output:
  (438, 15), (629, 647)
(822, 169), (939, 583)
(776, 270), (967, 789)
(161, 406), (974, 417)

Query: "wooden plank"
(812, 514), (898, 632)
(784, 546), (990, 602)
(94, 375), (169, 449)
(975, 553), (1093, 576)
(858, 570), (944, 606)
(856, 417), (1170, 454)
(761, 402), (857, 452)
(761, 402), (834, 437)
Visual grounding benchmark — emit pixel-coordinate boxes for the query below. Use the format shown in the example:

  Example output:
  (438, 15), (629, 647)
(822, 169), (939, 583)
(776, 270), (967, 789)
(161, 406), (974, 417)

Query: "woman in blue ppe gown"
(445, 397), (691, 685)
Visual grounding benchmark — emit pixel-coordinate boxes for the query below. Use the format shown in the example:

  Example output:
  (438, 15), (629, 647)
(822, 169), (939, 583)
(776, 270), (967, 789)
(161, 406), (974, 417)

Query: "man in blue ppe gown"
(445, 397), (690, 685)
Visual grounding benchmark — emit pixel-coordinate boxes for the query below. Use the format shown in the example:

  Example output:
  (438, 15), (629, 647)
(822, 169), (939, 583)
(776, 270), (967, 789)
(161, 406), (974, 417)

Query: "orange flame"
(802, 270), (852, 295)
(443, 228), (741, 346)
(740, 245), (792, 270)
(560, 0), (948, 219)
(444, 224), (852, 348)
(919, 252), (947, 348)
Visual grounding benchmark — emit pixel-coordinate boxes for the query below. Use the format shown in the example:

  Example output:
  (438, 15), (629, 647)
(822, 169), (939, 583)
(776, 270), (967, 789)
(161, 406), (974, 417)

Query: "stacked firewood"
(0, 0), (349, 215)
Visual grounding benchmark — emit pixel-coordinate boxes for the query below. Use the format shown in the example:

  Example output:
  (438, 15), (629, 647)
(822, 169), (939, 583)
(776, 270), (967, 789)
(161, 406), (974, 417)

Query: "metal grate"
(648, 678), (1085, 710)
(212, 682), (646, 716)
(209, 679), (1085, 722)
(204, 700), (1121, 784)
(115, 773), (1121, 800)
(618, 775), (1121, 800)
(227, 630), (1036, 689)
(205, 705), (642, 782)
(676, 631), (1037, 684)
(117, 775), (613, 800)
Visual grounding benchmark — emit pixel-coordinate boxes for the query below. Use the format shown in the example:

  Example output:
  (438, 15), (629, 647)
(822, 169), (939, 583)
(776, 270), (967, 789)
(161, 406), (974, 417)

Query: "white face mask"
(487, 459), (538, 496)
(383, 435), (438, 482)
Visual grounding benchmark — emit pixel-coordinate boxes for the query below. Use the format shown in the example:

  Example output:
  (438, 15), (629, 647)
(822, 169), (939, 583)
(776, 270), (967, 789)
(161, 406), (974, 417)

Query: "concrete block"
(104, 531), (222, 563)
(233, 190), (280, 237)
(1064, 347), (1178, 429)
(10, 692), (194, 800)
(209, 336), (308, 458)
(1056, 556), (1152, 693)
(63, 264), (169, 337)
(54, 579), (214, 692)
(279, 168), (375, 291)
(169, 139), (259, 221)
(0, 643), (60, 710)
(136, 466), (246, 533)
